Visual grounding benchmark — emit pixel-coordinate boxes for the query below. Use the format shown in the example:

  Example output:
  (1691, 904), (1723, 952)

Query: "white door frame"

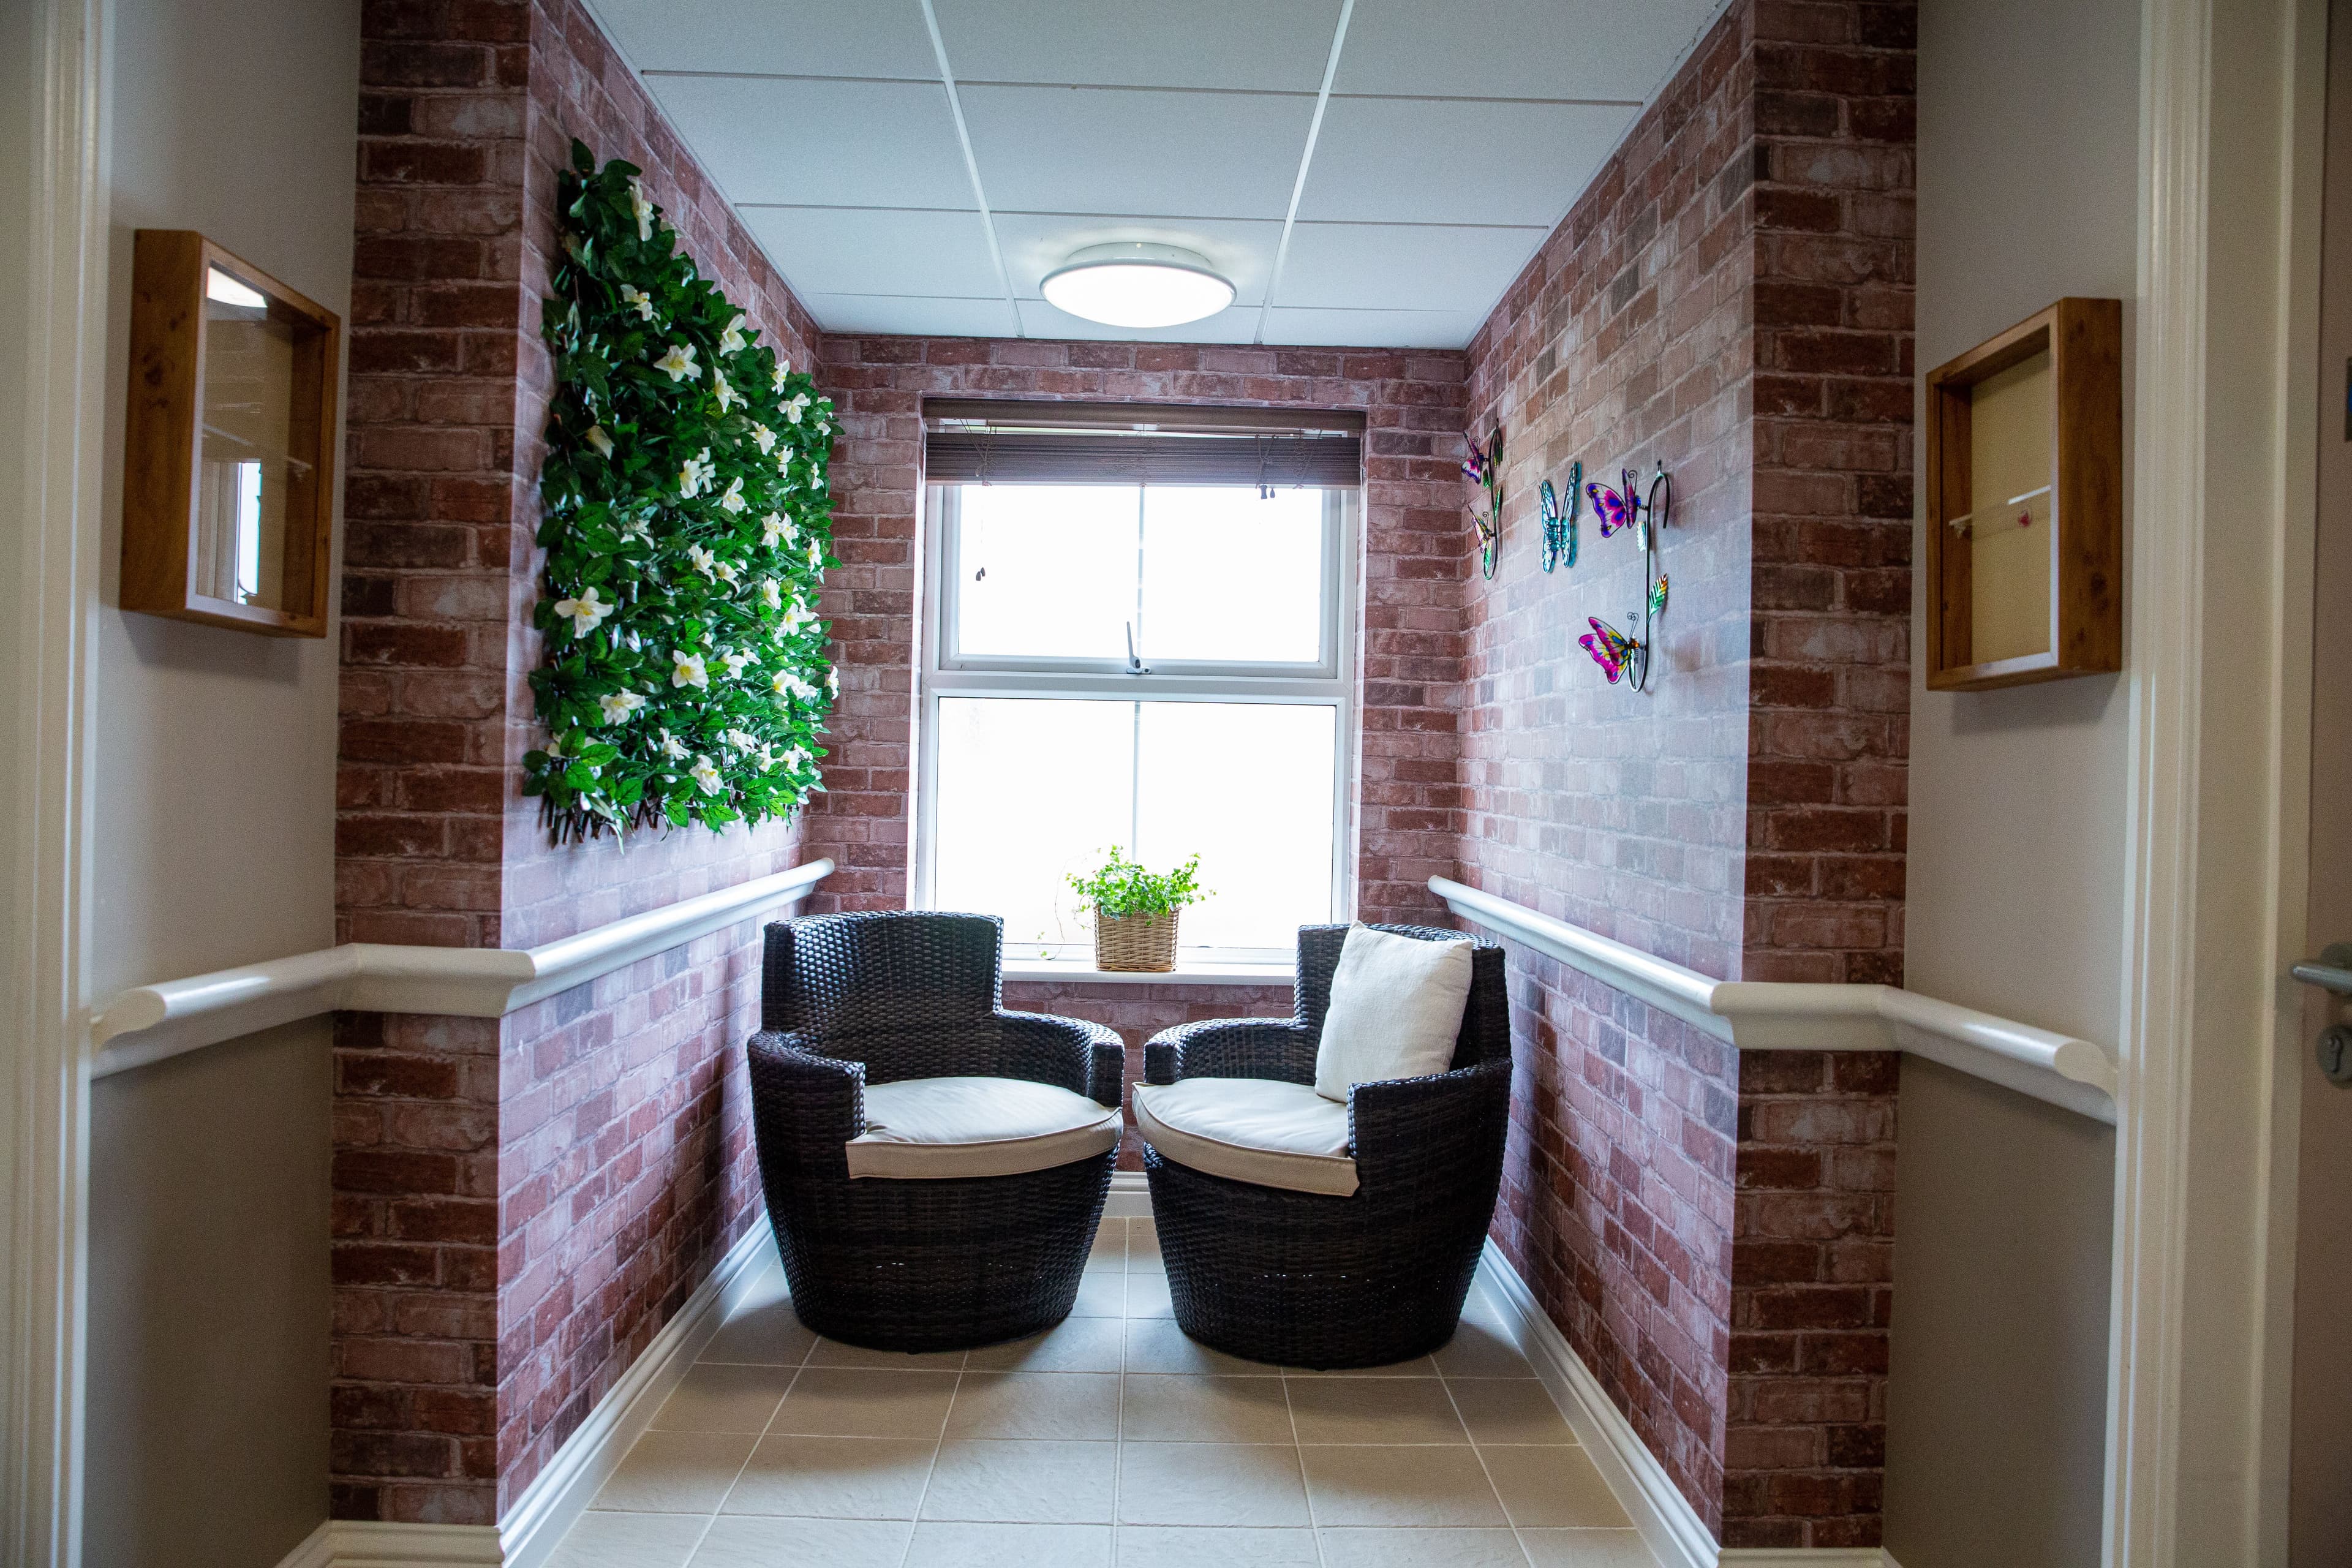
(2109, 0), (2326, 1563)
(4, 0), (108, 1564)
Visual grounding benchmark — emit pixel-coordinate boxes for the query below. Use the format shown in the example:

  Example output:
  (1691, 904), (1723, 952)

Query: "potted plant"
(1068, 848), (1207, 973)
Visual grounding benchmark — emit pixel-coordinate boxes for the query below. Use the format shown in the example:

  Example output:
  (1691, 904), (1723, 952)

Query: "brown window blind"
(923, 399), (1364, 488)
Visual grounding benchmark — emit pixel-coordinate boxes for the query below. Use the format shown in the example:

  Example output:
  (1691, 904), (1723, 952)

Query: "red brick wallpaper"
(335, 0), (824, 1521)
(805, 336), (1471, 929)
(1460, 0), (1912, 1549)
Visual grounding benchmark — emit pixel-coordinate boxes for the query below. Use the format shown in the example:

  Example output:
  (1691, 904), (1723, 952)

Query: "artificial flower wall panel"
(526, 142), (836, 842)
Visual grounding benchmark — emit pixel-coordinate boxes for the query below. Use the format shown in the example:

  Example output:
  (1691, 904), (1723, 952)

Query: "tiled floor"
(553, 1218), (1657, 1568)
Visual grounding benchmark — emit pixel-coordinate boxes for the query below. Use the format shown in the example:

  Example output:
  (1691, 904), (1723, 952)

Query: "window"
(918, 472), (1355, 964)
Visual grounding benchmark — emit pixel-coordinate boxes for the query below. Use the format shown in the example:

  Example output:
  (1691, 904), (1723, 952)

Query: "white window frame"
(914, 480), (1360, 967)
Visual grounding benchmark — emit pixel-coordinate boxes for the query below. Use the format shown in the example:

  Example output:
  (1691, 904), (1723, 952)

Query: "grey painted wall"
(1887, 0), (2137, 1562)
(84, 0), (359, 1562)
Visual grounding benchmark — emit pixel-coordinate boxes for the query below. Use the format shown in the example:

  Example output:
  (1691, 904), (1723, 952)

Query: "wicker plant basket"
(1094, 909), (1178, 971)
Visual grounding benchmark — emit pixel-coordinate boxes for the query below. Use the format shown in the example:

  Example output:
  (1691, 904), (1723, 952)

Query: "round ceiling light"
(1040, 242), (1235, 329)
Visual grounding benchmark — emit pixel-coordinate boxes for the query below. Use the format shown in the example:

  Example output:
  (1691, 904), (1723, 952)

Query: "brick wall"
(806, 336), (1472, 929)
(1460, 0), (1912, 1548)
(335, 0), (824, 1521)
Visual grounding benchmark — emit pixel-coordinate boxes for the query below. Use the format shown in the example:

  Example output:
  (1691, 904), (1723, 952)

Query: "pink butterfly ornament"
(1578, 616), (1638, 684)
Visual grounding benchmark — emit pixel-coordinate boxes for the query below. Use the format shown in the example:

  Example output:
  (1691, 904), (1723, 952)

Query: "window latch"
(1125, 622), (1150, 676)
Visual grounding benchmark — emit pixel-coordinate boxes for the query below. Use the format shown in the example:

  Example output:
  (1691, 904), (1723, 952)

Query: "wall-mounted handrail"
(1429, 875), (2119, 1123)
(88, 859), (834, 1080)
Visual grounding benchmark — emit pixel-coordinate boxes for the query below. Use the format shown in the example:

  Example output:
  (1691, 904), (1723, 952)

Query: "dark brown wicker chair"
(1139, 923), (1510, 1368)
(747, 911), (1125, 1351)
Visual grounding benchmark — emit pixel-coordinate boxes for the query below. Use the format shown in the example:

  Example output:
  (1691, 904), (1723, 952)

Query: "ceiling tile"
(1300, 96), (1634, 225)
(1014, 298), (1261, 345)
(806, 294), (1019, 337)
(590, 0), (940, 78)
(1275, 222), (1544, 313)
(932, 0), (1341, 91)
(1259, 305), (1489, 349)
(992, 213), (1281, 306)
(647, 77), (973, 208)
(742, 206), (1001, 298)
(959, 85), (1314, 221)
(1334, 0), (1723, 101)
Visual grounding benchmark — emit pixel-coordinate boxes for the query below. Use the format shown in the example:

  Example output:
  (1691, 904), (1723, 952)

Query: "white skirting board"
(1106, 1167), (1152, 1217)
(1473, 1243), (1902, 1568)
(270, 1219), (779, 1568)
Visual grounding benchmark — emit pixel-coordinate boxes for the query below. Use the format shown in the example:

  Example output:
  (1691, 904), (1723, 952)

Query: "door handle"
(2291, 942), (2352, 995)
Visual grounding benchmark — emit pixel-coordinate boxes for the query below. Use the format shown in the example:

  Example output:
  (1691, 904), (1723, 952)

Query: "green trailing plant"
(524, 139), (838, 842)
(1068, 848), (1209, 920)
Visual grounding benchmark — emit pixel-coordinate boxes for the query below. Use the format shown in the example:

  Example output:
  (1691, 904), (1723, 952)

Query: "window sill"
(1001, 957), (1292, 988)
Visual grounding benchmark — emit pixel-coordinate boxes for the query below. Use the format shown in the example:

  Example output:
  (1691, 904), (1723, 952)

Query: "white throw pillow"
(1312, 925), (1474, 1102)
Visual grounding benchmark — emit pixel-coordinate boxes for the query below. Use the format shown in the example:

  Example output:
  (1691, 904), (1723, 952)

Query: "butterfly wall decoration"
(1461, 427), (1502, 579)
(1539, 459), (1582, 573)
(1575, 461), (1672, 692)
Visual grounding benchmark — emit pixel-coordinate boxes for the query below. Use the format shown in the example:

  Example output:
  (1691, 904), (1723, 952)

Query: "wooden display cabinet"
(1922, 296), (2123, 690)
(121, 230), (340, 637)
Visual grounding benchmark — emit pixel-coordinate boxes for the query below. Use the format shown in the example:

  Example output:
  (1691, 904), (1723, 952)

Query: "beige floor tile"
(1129, 1219), (1161, 1266)
(717, 1435), (937, 1519)
(968, 1316), (1125, 1373)
(1088, 1221), (1128, 1267)
(1125, 1271), (1176, 1318)
(1116, 1442), (1312, 1528)
(700, 1299), (818, 1368)
(591, 1430), (756, 1513)
(1316, 1526), (1528, 1568)
(904, 1520), (1114, 1567)
(920, 1438), (1117, 1524)
(769, 1368), (959, 1439)
(1284, 1377), (1468, 1444)
(1479, 1444), (1630, 1528)
(1517, 1529), (1660, 1567)
(649, 1362), (797, 1434)
(807, 1337), (967, 1370)
(1445, 1378), (1576, 1444)
(1071, 1272), (1128, 1317)
(688, 1514), (911, 1566)
(947, 1371), (1122, 1440)
(1283, 1355), (1438, 1377)
(1112, 1526), (1321, 1567)
(1124, 1319), (1279, 1376)
(1297, 1445), (1508, 1528)
(1118, 1375), (1295, 1444)
(1430, 1317), (1533, 1379)
(546, 1510), (709, 1568)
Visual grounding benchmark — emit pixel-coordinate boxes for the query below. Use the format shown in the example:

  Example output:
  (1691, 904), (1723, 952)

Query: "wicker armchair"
(1138, 922), (1510, 1368)
(747, 911), (1125, 1352)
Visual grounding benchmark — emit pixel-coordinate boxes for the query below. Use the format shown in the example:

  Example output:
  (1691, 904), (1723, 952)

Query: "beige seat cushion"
(846, 1076), (1121, 1180)
(1313, 924), (1475, 1102)
(1133, 1077), (1358, 1197)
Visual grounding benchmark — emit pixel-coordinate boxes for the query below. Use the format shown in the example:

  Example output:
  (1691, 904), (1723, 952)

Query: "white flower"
(771, 359), (791, 391)
(671, 649), (709, 689)
(689, 755), (722, 794)
(628, 178), (655, 243)
(653, 342), (700, 383)
(806, 539), (824, 571)
(678, 448), (714, 498)
(552, 585), (613, 638)
(724, 726), (757, 754)
(782, 392), (812, 425)
(686, 545), (718, 579)
(619, 284), (654, 322)
(543, 730), (571, 759)
(772, 667), (818, 703)
(762, 512), (797, 549)
(751, 423), (776, 455)
(584, 424), (614, 458)
(759, 578), (782, 610)
(778, 601), (815, 636)
(826, 666), (839, 697)
(617, 515), (650, 545)
(658, 730), (688, 760)
(722, 647), (755, 677)
(713, 369), (738, 413)
(716, 561), (742, 587)
(756, 744), (777, 770)
(785, 745), (812, 772)
(718, 314), (748, 355)
(717, 477), (745, 515)
(815, 418), (831, 439)
(598, 690), (646, 725)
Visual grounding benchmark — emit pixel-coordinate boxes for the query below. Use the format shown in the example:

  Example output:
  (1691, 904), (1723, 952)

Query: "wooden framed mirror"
(121, 230), (340, 637)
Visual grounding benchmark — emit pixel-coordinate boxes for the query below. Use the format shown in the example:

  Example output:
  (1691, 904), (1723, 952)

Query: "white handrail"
(1429, 875), (2119, 1123)
(88, 859), (834, 1080)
